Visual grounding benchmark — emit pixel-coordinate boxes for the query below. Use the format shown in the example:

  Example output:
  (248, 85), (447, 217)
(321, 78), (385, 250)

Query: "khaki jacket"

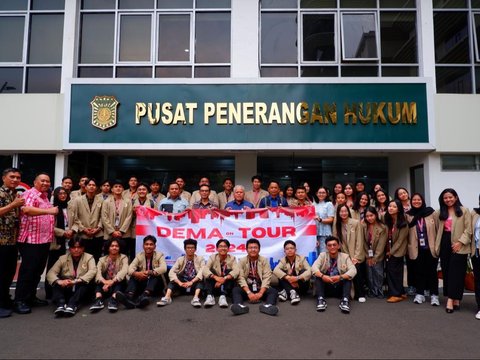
(189, 190), (219, 208)
(333, 218), (365, 262)
(273, 254), (311, 282)
(245, 189), (269, 208)
(434, 207), (472, 256)
(218, 191), (234, 209)
(147, 192), (165, 207)
(169, 255), (205, 282)
(180, 190), (191, 202)
(471, 211), (480, 255)
(129, 251), (167, 277)
(101, 197), (133, 239)
(203, 253), (239, 279)
(362, 222), (388, 262)
(388, 225), (409, 258)
(406, 213), (437, 259)
(96, 254), (129, 283)
(47, 252), (96, 285)
(311, 252), (357, 279)
(71, 195), (104, 238)
(95, 193), (112, 202)
(237, 255), (272, 289)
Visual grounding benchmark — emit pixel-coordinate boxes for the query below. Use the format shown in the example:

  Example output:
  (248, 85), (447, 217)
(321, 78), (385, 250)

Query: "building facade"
(1, 0), (480, 208)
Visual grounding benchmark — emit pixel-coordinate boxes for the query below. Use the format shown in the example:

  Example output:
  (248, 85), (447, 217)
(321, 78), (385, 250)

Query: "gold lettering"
(402, 102), (417, 124)
(387, 102), (401, 124)
(282, 103), (295, 124)
(268, 103), (281, 124)
(173, 104), (186, 125)
(161, 103), (173, 125)
(310, 103), (323, 124)
(255, 102), (268, 124)
(216, 103), (228, 125)
(373, 102), (387, 124)
(243, 102), (254, 124)
(298, 102), (309, 124)
(324, 103), (337, 124)
(135, 103), (146, 125)
(358, 103), (372, 125)
(344, 103), (357, 125)
(185, 103), (197, 125)
(147, 103), (160, 125)
(204, 103), (215, 124)
(229, 103), (242, 124)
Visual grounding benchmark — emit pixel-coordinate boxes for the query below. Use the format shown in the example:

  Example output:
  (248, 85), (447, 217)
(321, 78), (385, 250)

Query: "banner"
(135, 206), (318, 269)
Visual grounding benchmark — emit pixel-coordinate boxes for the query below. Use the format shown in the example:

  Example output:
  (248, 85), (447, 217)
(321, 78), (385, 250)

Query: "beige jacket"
(218, 191), (234, 209)
(47, 252), (96, 285)
(387, 225), (409, 258)
(71, 195), (104, 238)
(333, 218), (365, 262)
(203, 253), (239, 279)
(237, 255), (272, 289)
(434, 207), (472, 256)
(273, 254), (312, 282)
(406, 213), (437, 259)
(101, 197), (133, 239)
(129, 251), (167, 277)
(245, 189), (269, 208)
(311, 252), (357, 279)
(169, 255), (205, 282)
(147, 192), (165, 207)
(189, 190), (219, 208)
(362, 222), (388, 262)
(96, 254), (129, 283)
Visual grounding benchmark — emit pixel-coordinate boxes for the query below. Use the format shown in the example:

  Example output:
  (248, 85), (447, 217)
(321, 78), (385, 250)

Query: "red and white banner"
(136, 206), (318, 267)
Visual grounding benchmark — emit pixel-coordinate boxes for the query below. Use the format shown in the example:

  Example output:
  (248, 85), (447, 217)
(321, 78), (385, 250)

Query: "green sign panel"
(69, 82), (429, 144)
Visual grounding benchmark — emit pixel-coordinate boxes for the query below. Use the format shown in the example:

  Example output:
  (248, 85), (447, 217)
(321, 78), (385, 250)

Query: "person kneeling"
(46, 237), (96, 317)
(311, 236), (357, 314)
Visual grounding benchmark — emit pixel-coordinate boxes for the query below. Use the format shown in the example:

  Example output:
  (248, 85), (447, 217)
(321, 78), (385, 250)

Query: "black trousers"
(15, 242), (50, 303)
(440, 232), (467, 300)
(204, 278), (235, 297)
(414, 248), (439, 296)
(314, 277), (351, 299)
(52, 282), (88, 308)
(95, 280), (126, 298)
(232, 285), (278, 305)
(386, 255), (405, 297)
(406, 254), (416, 288)
(45, 238), (67, 299)
(127, 276), (164, 297)
(353, 262), (367, 298)
(167, 279), (203, 295)
(471, 253), (480, 311)
(0, 245), (18, 308)
(277, 269), (309, 295)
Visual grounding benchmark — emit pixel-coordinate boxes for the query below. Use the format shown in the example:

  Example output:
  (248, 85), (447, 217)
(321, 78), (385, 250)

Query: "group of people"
(0, 169), (479, 320)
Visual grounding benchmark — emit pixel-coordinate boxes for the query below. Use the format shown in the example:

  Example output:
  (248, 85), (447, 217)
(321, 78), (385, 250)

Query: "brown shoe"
(387, 296), (403, 303)
(401, 294), (408, 299)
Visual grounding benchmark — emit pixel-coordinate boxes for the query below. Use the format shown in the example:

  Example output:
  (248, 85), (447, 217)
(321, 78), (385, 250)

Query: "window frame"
(473, 12), (480, 62)
(340, 11), (380, 61)
(300, 11), (338, 64)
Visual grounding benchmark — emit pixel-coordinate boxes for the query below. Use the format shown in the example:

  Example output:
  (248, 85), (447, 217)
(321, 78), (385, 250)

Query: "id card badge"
(368, 249), (374, 258)
(114, 215), (120, 228)
(186, 287), (191, 293)
(419, 234), (426, 247)
(252, 280), (258, 293)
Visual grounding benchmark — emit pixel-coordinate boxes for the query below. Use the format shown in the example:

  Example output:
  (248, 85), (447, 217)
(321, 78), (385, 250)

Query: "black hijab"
(53, 186), (68, 230)
(407, 193), (434, 228)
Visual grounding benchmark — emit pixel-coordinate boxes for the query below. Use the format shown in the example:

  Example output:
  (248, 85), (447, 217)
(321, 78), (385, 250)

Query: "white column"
(417, 0), (436, 85)
(54, 153), (69, 188)
(60, 0), (80, 93)
(235, 153), (257, 188)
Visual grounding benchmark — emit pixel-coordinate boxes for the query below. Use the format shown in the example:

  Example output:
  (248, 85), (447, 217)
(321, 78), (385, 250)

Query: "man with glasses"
(191, 185), (218, 209)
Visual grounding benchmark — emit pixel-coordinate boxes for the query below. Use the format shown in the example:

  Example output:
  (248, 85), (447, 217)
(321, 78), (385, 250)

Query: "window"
(78, 0), (231, 78)
(260, 0), (417, 77)
(441, 154), (480, 171)
(0, 0), (64, 93)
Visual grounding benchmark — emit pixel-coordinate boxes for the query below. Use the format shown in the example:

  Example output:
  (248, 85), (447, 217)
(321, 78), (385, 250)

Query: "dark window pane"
(157, 0), (193, 8)
(381, 66), (418, 76)
(155, 66), (192, 77)
(381, 12), (417, 63)
(195, 12), (230, 63)
(301, 0), (337, 8)
(475, 66), (480, 93)
(78, 67), (113, 77)
(28, 14), (64, 64)
(0, 17), (25, 62)
(261, 0), (297, 8)
(81, 0), (115, 9)
(196, 0), (230, 8)
(434, 12), (470, 63)
(119, 0), (154, 9)
(26, 67), (61, 93)
(341, 66), (378, 76)
(194, 66), (230, 77)
(436, 66), (472, 93)
(116, 66), (152, 77)
(441, 155), (476, 170)
(0, 156), (13, 170)
(341, 0), (376, 7)
(80, 13), (115, 63)
(119, 15), (152, 62)
(474, 14), (480, 60)
(342, 13), (378, 59)
(261, 13), (297, 63)
(433, 0), (467, 8)
(380, 0), (415, 7)
(18, 154), (56, 187)
(31, 0), (65, 10)
(473, 0), (480, 8)
(260, 67), (298, 77)
(0, 67), (23, 93)
(303, 14), (335, 61)
(301, 66), (339, 76)
(158, 14), (190, 61)
(0, 0), (27, 10)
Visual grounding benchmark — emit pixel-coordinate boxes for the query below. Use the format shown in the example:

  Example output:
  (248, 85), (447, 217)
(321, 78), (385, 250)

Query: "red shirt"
(18, 188), (54, 244)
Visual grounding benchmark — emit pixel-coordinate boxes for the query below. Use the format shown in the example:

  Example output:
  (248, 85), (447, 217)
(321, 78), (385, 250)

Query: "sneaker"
(218, 295), (228, 308)
(230, 303), (249, 315)
(290, 290), (300, 305)
(63, 306), (77, 317)
(358, 297), (366, 303)
(204, 294), (215, 307)
(156, 297), (172, 307)
(316, 297), (327, 312)
(0, 307), (12, 318)
(430, 295), (440, 306)
(136, 294), (151, 309)
(107, 298), (118, 312)
(278, 289), (288, 302)
(339, 298), (350, 314)
(414, 294), (426, 304)
(116, 291), (136, 309)
(476, 311), (480, 320)
(191, 297), (201, 308)
(259, 303), (278, 316)
(54, 305), (66, 317)
(89, 298), (104, 313)
(406, 286), (416, 296)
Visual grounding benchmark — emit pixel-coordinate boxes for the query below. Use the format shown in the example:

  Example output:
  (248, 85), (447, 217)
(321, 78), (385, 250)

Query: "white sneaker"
(218, 295), (228, 308)
(278, 289), (288, 302)
(414, 294), (426, 304)
(358, 297), (366, 303)
(476, 311), (480, 320)
(203, 294), (215, 307)
(191, 297), (201, 308)
(156, 297), (172, 306)
(430, 295), (440, 306)
(290, 290), (300, 305)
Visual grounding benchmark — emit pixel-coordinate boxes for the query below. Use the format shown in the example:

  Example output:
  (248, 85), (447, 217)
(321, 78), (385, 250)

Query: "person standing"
(245, 175), (269, 208)
(470, 195), (480, 319)
(14, 173), (58, 315)
(217, 178), (234, 209)
(0, 168), (24, 317)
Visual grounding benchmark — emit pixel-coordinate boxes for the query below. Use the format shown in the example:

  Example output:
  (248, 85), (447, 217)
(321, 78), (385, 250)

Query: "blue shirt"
(225, 200), (254, 210)
(258, 195), (288, 208)
(315, 201), (334, 236)
(158, 196), (189, 213)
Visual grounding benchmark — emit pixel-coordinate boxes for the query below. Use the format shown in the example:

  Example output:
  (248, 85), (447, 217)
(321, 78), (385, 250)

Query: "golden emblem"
(90, 95), (119, 130)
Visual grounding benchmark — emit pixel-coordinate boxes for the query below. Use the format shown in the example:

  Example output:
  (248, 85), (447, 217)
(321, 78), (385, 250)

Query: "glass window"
(261, 12), (297, 64)
(441, 155), (477, 170)
(341, 65), (378, 76)
(157, 0), (193, 8)
(78, 67), (113, 77)
(0, 0), (28, 10)
(81, 0), (115, 9)
(301, 66), (339, 76)
(476, 66), (480, 93)
(260, 67), (298, 77)
(261, 0), (297, 9)
(301, 0), (337, 8)
(303, 13), (336, 62)
(434, 12), (470, 64)
(341, 13), (378, 60)
(195, 12), (230, 63)
(119, 15), (152, 62)
(0, 156), (13, 171)
(116, 66), (152, 77)
(26, 67), (61, 93)
(119, 0), (154, 9)
(474, 13), (480, 61)
(436, 66), (472, 93)
(0, 67), (23, 93)
(380, 12), (417, 63)
(158, 14), (190, 62)
(473, 0), (480, 8)
(341, 0), (376, 8)
(194, 66), (230, 77)
(28, 14), (64, 64)
(155, 66), (191, 77)
(433, 0), (467, 8)
(18, 154), (56, 187)
(31, 0), (65, 10)
(196, 0), (230, 8)
(0, 17), (25, 62)
(380, 0), (415, 8)
(381, 66), (418, 76)
(80, 13), (115, 64)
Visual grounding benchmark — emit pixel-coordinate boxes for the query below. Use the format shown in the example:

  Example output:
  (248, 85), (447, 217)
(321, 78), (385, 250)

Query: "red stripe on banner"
(136, 225), (149, 236)
(303, 224), (317, 236)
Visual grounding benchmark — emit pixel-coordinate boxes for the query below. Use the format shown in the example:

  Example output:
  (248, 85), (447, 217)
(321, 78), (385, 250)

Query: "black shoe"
(339, 298), (350, 314)
(230, 303), (249, 315)
(316, 297), (327, 312)
(136, 294), (151, 309)
(54, 305), (66, 317)
(259, 304), (278, 316)
(107, 298), (118, 313)
(0, 307), (13, 318)
(89, 298), (105, 313)
(14, 301), (31, 315)
(28, 297), (49, 307)
(63, 306), (77, 317)
(116, 291), (136, 309)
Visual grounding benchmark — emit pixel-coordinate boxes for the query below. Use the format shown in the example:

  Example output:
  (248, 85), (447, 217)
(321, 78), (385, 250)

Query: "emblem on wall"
(90, 95), (119, 130)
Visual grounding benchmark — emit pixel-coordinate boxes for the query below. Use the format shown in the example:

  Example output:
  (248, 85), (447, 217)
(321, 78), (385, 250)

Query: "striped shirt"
(18, 188), (54, 244)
